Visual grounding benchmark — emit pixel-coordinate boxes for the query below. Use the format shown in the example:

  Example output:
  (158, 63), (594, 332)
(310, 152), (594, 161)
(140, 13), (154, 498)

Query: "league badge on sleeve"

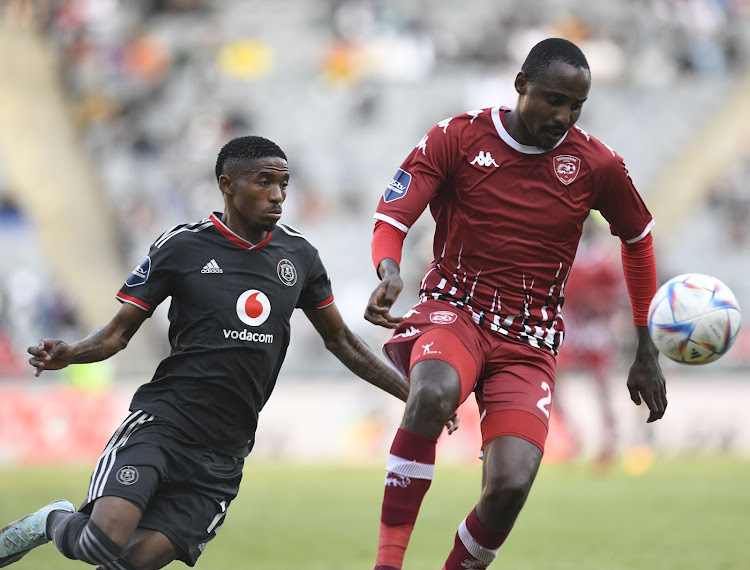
(125, 257), (151, 287)
(384, 168), (412, 203)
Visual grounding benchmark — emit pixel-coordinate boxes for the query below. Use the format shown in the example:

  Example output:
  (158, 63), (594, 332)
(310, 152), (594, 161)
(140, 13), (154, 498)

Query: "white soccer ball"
(647, 273), (742, 365)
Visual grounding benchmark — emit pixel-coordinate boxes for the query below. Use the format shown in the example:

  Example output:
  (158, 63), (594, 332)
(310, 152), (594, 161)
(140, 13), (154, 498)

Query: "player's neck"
(221, 212), (268, 246)
(502, 110), (531, 147)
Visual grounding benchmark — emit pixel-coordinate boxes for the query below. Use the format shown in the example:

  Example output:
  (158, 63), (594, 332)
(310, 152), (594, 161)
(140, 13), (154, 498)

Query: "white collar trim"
(491, 107), (568, 154)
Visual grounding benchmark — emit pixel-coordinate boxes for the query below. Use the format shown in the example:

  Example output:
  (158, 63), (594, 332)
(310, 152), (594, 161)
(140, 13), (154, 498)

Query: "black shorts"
(80, 410), (244, 566)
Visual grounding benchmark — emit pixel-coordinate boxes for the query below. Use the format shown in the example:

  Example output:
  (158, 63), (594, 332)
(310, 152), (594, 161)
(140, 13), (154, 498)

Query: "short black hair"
(215, 136), (287, 181)
(521, 38), (589, 82)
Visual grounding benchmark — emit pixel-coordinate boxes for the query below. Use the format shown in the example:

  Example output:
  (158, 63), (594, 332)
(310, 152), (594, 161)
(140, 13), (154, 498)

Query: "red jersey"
(374, 107), (654, 353)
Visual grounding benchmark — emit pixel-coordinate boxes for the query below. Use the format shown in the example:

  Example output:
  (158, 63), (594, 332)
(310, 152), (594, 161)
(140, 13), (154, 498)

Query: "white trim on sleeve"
(624, 219), (655, 244)
(374, 212), (410, 233)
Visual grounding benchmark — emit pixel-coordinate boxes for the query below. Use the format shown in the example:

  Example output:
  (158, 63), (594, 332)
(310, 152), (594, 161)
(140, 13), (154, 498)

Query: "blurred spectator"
(555, 215), (630, 470)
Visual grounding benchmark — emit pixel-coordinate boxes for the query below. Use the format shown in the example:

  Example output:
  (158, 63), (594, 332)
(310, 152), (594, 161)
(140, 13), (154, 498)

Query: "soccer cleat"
(0, 499), (75, 567)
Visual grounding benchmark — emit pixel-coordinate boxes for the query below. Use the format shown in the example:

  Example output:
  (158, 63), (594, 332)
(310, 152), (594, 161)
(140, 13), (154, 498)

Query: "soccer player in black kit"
(0, 136), (417, 569)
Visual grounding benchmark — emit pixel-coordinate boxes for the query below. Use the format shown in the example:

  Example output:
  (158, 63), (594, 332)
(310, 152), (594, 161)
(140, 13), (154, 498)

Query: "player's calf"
(50, 512), (124, 566)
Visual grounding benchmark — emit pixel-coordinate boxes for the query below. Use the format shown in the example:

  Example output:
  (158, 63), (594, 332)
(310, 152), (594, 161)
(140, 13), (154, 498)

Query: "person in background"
(553, 215), (627, 470)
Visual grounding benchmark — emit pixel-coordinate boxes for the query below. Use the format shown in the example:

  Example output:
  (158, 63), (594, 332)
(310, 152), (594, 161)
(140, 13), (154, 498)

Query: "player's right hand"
(27, 339), (71, 377)
(364, 276), (404, 329)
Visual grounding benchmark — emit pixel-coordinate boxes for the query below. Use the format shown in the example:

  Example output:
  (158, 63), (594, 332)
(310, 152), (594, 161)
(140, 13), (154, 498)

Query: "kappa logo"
(116, 466), (139, 485)
(277, 259), (297, 286)
(394, 326), (421, 339)
(236, 289), (271, 326)
(470, 151), (499, 167)
(553, 155), (581, 185)
(429, 311), (458, 324)
(125, 257), (151, 287)
(437, 117), (452, 133)
(201, 259), (223, 274)
(416, 134), (428, 155)
(467, 109), (483, 123)
(421, 341), (441, 355)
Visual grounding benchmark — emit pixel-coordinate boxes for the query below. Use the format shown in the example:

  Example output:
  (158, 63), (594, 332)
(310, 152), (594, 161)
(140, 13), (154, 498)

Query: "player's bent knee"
(123, 528), (177, 569)
(409, 360), (461, 410)
(482, 473), (533, 513)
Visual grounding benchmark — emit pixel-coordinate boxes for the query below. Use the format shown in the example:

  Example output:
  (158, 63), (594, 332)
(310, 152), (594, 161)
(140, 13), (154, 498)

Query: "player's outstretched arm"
(626, 325), (667, 423)
(27, 303), (148, 377)
(364, 258), (404, 329)
(304, 303), (409, 402)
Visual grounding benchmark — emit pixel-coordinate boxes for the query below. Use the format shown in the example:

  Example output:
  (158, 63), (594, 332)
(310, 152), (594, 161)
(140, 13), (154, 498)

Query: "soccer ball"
(647, 273), (742, 365)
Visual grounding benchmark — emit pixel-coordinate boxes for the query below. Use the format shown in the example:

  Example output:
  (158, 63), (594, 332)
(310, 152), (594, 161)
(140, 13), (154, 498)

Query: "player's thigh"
(138, 446), (243, 567)
(477, 339), (557, 453)
(408, 328), (479, 404)
(384, 299), (486, 402)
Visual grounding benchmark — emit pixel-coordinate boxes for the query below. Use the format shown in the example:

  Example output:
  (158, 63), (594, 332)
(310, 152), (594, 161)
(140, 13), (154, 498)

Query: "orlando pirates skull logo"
(277, 259), (297, 286)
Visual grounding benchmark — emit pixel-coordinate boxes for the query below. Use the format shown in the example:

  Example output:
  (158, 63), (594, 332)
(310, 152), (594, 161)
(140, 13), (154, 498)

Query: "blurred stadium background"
(0, 0), (749, 568)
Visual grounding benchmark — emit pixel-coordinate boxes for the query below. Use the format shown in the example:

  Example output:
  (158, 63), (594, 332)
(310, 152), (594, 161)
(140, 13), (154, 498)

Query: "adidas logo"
(201, 259), (223, 274)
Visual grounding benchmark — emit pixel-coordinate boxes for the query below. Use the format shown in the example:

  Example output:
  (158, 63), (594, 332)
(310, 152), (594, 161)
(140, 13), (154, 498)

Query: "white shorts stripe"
(385, 454), (435, 480)
(87, 411), (154, 502)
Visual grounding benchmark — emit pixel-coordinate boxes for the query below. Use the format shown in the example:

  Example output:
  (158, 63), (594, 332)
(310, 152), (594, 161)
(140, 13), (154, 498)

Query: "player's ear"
(514, 72), (527, 95)
(218, 173), (233, 195)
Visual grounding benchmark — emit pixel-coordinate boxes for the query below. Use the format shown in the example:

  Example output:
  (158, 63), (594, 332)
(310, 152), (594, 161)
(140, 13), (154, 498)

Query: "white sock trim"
(385, 454), (435, 480)
(458, 518), (500, 565)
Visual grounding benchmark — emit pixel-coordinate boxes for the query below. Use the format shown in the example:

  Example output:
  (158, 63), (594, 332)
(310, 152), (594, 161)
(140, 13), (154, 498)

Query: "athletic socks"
(442, 507), (510, 570)
(375, 428), (437, 570)
(49, 511), (123, 566)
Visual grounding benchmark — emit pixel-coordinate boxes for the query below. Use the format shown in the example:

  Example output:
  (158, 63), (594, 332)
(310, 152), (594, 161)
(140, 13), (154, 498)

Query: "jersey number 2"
(536, 381), (552, 418)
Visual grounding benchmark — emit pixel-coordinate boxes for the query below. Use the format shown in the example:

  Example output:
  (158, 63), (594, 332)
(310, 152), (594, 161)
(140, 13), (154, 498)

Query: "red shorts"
(383, 299), (557, 452)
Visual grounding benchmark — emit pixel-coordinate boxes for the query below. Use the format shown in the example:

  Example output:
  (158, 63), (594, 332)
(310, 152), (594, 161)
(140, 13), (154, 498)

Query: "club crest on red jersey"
(553, 155), (581, 185)
(429, 311), (458, 324)
(277, 259), (297, 286)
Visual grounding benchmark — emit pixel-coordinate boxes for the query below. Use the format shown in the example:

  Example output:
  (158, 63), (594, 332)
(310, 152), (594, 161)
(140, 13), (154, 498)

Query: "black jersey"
(116, 213), (334, 457)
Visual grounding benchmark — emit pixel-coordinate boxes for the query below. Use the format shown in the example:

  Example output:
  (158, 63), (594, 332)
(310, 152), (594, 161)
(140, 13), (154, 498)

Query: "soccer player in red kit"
(365, 38), (667, 569)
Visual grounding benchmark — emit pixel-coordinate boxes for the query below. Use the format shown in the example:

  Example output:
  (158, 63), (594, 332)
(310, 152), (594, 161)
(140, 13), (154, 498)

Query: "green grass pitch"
(1, 456), (748, 569)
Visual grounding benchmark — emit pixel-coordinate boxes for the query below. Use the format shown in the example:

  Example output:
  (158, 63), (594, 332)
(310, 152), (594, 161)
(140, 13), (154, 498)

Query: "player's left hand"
(445, 412), (459, 435)
(627, 327), (667, 422)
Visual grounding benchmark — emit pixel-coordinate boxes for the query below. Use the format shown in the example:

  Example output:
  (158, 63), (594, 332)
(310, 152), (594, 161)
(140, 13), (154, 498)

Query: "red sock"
(442, 508), (510, 570)
(375, 428), (437, 570)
